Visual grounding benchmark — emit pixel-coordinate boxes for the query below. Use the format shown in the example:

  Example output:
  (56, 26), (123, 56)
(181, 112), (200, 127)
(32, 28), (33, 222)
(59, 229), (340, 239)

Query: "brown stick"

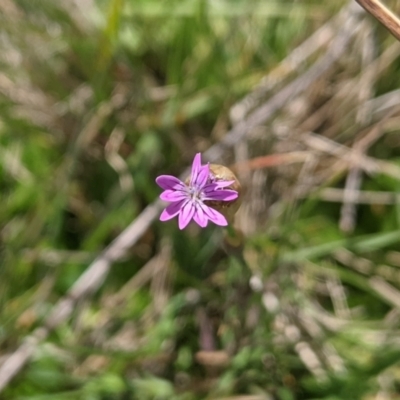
(356, 0), (400, 41)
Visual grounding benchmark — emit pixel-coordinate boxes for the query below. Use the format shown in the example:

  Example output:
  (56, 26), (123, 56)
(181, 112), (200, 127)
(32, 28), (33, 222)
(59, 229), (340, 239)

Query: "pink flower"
(156, 153), (238, 229)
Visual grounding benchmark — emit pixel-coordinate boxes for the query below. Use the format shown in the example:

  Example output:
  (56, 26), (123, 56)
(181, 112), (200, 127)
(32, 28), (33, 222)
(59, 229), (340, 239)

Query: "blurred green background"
(3, 0), (400, 399)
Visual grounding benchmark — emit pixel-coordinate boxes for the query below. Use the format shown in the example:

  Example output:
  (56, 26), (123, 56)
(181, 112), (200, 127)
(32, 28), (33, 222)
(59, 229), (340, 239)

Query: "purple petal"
(178, 201), (195, 230)
(160, 190), (188, 202)
(203, 189), (238, 201)
(156, 175), (185, 190)
(200, 204), (228, 226)
(190, 153), (202, 184)
(193, 164), (209, 188)
(214, 180), (236, 188)
(160, 200), (186, 221)
(193, 204), (208, 228)
(204, 180), (235, 191)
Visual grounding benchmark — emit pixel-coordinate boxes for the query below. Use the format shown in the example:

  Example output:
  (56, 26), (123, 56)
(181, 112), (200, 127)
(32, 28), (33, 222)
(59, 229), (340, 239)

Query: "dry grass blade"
(229, 2), (347, 123)
(339, 20), (376, 232)
(0, 201), (162, 391)
(232, 152), (310, 172)
(205, 3), (363, 163)
(370, 276), (400, 309)
(312, 188), (400, 204)
(106, 242), (171, 309)
(303, 132), (400, 178)
(210, 396), (269, 400)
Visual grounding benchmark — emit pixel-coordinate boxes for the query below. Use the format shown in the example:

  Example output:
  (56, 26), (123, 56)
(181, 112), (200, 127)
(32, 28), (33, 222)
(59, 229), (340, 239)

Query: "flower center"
(187, 185), (202, 202)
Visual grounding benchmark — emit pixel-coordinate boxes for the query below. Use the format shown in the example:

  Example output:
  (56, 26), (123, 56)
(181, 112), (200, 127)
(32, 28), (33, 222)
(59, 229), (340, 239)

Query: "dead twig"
(356, 0), (400, 41)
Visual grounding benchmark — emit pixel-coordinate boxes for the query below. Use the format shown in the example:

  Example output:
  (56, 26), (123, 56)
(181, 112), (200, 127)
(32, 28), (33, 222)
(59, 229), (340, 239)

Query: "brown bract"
(206, 164), (242, 223)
